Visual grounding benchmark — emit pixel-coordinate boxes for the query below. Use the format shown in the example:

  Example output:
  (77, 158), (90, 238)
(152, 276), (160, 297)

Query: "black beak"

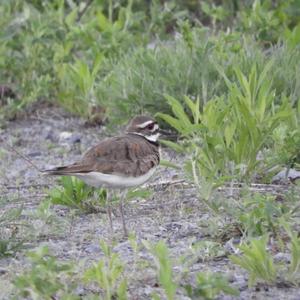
(159, 128), (177, 137)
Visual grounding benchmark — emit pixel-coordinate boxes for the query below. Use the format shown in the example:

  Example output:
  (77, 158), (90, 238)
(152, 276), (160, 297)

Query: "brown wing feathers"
(45, 135), (159, 177)
(44, 164), (93, 175)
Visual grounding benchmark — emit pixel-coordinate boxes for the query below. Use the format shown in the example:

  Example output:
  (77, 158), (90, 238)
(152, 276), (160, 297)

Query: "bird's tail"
(43, 164), (91, 175)
(43, 166), (75, 176)
(3, 141), (90, 175)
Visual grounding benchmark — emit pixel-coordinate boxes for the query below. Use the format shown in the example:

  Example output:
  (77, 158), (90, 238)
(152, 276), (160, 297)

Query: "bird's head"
(126, 115), (160, 143)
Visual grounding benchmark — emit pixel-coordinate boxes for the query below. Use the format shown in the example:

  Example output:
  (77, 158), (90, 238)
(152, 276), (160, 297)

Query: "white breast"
(74, 168), (157, 188)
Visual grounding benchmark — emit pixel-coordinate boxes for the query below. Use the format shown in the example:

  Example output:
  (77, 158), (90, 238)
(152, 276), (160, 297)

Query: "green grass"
(2, 0), (300, 298)
(97, 34), (300, 125)
(230, 236), (277, 287)
(144, 240), (177, 300)
(1, 1), (300, 122)
(84, 241), (128, 300)
(13, 246), (79, 300)
(0, 204), (24, 257)
(47, 176), (107, 213)
(185, 272), (239, 300)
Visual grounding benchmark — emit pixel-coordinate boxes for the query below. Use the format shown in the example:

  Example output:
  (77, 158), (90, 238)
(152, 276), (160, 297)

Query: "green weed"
(143, 240), (177, 300)
(84, 240), (127, 300)
(57, 56), (103, 116)
(230, 221), (300, 286)
(237, 0), (298, 44)
(237, 194), (292, 237)
(281, 223), (300, 283)
(13, 246), (79, 300)
(0, 203), (24, 257)
(97, 31), (222, 124)
(48, 176), (106, 212)
(28, 198), (68, 239)
(157, 59), (297, 213)
(160, 61), (295, 179)
(1, 0), (300, 122)
(230, 236), (277, 286)
(185, 272), (239, 300)
(191, 240), (226, 262)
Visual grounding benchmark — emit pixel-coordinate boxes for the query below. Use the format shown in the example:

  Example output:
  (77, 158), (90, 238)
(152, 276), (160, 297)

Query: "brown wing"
(45, 134), (159, 177)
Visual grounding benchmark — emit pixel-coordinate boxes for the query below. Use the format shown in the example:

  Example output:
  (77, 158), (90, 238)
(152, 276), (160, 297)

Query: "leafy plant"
(281, 223), (300, 283)
(0, 204), (24, 257)
(237, 0), (297, 44)
(185, 272), (239, 300)
(288, 231), (300, 282)
(143, 240), (177, 300)
(283, 24), (300, 48)
(14, 246), (79, 300)
(83, 240), (127, 300)
(48, 176), (106, 212)
(157, 61), (296, 210)
(271, 123), (300, 172)
(190, 240), (226, 262)
(237, 194), (292, 237)
(201, 2), (229, 30)
(28, 198), (68, 239)
(97, 30), (224, 124)
(57, 56), (103, 116)
(230, 236), (277, 286)
(1, 0), (300, 122)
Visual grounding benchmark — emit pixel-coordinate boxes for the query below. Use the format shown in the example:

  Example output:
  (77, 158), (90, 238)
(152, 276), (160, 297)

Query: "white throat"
(131, 132), (160, 143)
(145, 132), (160, 142)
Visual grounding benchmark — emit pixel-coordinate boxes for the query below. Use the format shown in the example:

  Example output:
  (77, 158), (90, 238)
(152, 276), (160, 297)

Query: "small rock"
(274, 252), (291, 263)
(69, 135), (81, 144)
(0, 268), (7, 275)
(85, 243), (101, 254)
(232, 274), (248, 290)
(59, 132), (81, 144)
(43, 126), (56, 142)
(272, 168), (300, 183)
(59, 131), (72, 141)
(27, 151), (41, 157)
(164, 222), (182, 232)
(75, 287), (85, 296)
(224, 238), (241, 254)
(114, 240), (131, 251)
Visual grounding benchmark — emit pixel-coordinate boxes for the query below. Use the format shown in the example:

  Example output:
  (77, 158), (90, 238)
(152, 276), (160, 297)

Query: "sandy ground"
(0, 107), (299, 299)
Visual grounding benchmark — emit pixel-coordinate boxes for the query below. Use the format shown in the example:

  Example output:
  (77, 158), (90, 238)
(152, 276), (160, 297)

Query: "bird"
(44, 115), (161, 237)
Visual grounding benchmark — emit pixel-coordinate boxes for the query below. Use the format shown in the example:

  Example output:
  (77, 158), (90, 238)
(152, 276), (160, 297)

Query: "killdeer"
(45, 115), (161, 236)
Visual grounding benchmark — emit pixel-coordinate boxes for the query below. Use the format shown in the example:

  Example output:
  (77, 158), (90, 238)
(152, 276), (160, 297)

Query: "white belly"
(74, 168), (157, 188)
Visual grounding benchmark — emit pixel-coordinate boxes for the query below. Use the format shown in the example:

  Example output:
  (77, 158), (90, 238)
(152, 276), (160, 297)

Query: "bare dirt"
(0, 107), (299, 299)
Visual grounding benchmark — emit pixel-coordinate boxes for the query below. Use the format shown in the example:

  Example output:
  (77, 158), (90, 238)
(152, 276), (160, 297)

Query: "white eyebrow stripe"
(152, 124), (159, 132)
(137, 120), (154, 128)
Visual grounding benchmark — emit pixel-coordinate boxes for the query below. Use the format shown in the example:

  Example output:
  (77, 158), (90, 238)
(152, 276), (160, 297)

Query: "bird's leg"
(119, 189), (128, 237)
(106, 189), (113, 235)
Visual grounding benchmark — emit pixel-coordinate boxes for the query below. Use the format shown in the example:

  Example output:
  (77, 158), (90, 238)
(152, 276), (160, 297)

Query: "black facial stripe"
(146, 129), (159, 135)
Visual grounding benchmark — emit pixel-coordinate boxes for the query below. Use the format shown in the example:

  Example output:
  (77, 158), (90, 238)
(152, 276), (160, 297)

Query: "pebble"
(75, 287), (85, 296)
(43, 126), (56, 142)
(233, 274), (248, 290)
(27, 151), (41, 157)
(59, 132), (81, 145)
(272, 168), (300, 183)
(85, 243), (101, 254)
(224, 238), (241, 254)
(0, 268), (7, 275)
(274, 252), (291, 263)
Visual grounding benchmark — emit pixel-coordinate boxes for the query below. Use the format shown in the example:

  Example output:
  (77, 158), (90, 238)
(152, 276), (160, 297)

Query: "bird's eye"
(147, 123), (154, 130)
